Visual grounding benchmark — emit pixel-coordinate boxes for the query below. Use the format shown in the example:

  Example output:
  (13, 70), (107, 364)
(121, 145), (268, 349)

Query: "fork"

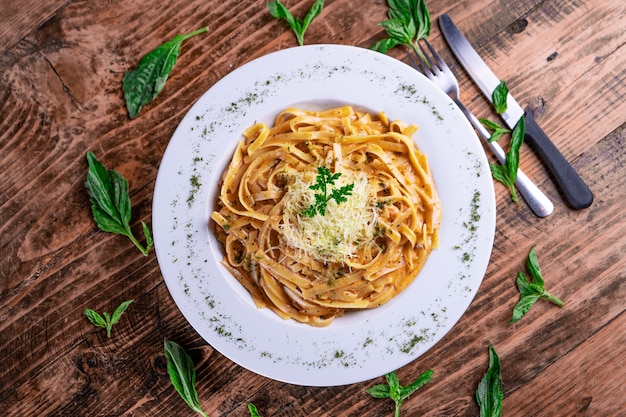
(407, 40), (554, 217)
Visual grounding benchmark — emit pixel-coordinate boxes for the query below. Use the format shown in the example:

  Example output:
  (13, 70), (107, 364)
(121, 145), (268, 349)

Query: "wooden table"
(1, 0), (624, 415)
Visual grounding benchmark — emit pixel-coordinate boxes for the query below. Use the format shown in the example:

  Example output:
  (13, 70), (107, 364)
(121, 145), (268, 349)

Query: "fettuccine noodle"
(211, 106), (441, 326)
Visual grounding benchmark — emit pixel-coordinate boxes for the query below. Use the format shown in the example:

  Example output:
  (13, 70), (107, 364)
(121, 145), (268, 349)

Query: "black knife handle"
(522, 110), (593, 209)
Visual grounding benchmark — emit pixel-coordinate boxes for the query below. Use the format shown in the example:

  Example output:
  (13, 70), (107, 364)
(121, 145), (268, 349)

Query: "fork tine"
(405, 48), (424, 73)
(421, 39), (449, 72)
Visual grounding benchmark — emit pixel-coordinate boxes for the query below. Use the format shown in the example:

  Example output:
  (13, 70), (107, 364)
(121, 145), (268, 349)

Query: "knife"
(439, 13), (593, 209)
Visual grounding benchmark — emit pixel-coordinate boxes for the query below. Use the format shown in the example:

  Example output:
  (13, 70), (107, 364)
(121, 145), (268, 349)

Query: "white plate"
(153, 44), (495, 386)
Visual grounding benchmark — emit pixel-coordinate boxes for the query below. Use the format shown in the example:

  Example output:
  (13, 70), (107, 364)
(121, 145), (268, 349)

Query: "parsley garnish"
(510, 246), (564, 323)
(267, 0), (325, 46)
(303, 166), (354, 217)
(367, 370), (434, 417)
(84, 300), (134, 338)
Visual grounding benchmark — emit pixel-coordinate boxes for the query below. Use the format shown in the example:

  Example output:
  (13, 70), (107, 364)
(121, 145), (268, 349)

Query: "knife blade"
(439, 13), (593, 209)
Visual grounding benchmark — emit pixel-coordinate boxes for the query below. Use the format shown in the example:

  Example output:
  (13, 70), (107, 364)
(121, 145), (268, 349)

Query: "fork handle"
(455, 100), (554, 217)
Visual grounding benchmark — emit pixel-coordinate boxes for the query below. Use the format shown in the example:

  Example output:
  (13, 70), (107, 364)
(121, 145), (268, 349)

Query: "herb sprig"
(303, 166), (354, 217)
(367, 370), (434, 417)
(123, 27), (208, 118)
(476, 345), (503, 417)
(85, 151), (153, 255)
(489, 116), (525, 203)
(84, 300), (134, 338)
(371, 0), (431, 62)
(267, 0), (325, 46)
(479, 81), (525, 203)
(164, 340), (209, 417)
(510, 246), (564, 323)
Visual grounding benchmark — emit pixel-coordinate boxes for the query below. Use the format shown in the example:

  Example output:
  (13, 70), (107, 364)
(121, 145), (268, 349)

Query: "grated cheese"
(281, 170), (377, 264)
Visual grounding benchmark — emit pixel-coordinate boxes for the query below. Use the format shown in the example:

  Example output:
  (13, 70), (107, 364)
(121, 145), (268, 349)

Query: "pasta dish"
(211, 106), (441, 326)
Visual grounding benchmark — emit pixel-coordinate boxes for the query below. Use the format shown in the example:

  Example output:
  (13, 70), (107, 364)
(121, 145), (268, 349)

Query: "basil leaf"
(411, 0), (431, 40)
(489, 163), (518, 203)
(302, 0), (325, 32)
(476, 345), (503, 417)
(85, 152), (152, 255)
(380, 19), (415, 45)
(479, 118), (511, 142)
(372, 37), (402, 53)
(267, 1), (296, 27)
(507, 115), (525, 183)
(268, 0), (325, 46)
(510, 247), (564, 323)
(510, 273), (541, 323)
(367, 370), (433, 416)
(526, 246), (544, 285)
(372, 0), (431, 53)
(248, 403), (262, 417)
(365, 384), (392, 398)
(164, 340), (209, 417)
(84, 300), (133, 338)
(84, 309), (107, 329)
(111, 299), (134, 325)
(492, 81), (509, 114)
(122, 27), (208, 118)
(400, 369), (434, 398)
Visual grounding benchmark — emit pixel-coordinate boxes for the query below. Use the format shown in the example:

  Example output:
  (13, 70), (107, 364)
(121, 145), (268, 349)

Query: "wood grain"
(1, 0), (624, 416)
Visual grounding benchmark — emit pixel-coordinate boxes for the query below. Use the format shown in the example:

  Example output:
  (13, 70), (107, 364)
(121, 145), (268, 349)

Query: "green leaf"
(303, 166), (354, 217)
(507, 115), (525, 183)
(400, 369), (434, 399)
(526, 246), (544, 285)
(371, 37), (402, 53)
(372, 0), (431, 52)
(84, 300), (133, 338)
(492, 81), (509, 114)
(111, 299), (134, 325)
(268, 0), (324, 46)
(366, 383), (392, 399)
(489, 163), (518, 203)
(85, 151), (153, 255)
(479, 118), (511, 142)
(84, 309), (107, 329)
(164, 340), (209, 417)
(510, 247), (564, 323)
(248, 403), (262, 417)
(367, 370), (433, 417)
(476, 345), (503, 417)
(510, 273), (541, 323)
(122, 27), (208, 118)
